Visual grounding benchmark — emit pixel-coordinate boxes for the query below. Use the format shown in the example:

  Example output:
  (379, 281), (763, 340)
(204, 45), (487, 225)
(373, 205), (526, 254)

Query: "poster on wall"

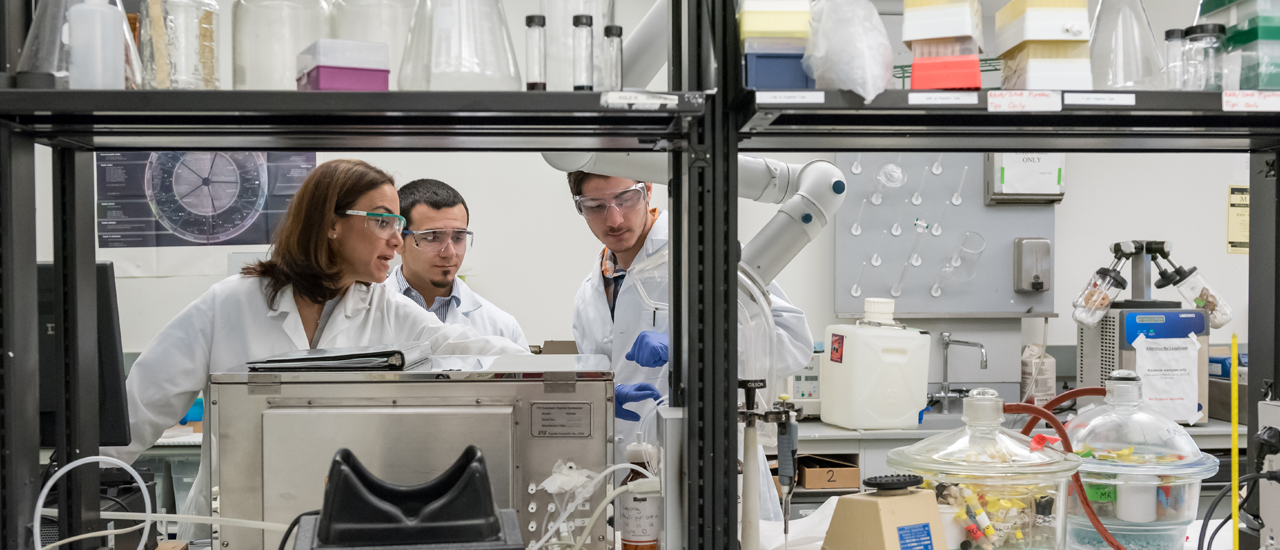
(1228, 185), (1249, 255)
(96, 151), (316, 248)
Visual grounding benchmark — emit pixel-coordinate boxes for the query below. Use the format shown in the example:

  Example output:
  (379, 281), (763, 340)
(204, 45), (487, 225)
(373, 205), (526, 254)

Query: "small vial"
(526, 15), (547, 91)
(603, 25), (623, 91)
(573, 14), (593, 91)
(1165, 29), (1185, 90)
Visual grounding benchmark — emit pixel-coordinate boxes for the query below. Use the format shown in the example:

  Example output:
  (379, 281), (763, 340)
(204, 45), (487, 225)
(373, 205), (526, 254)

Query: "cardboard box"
(1209, 377), (1250, 425)
(798, 454), (859, 490)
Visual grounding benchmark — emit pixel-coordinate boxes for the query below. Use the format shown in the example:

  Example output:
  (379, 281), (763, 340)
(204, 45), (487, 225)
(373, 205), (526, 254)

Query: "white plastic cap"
(864, 298), (896, 322)
(627, 442), (657, 464)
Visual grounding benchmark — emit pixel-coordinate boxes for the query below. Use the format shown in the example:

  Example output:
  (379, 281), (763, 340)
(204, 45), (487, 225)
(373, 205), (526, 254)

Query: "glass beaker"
(398, 0), (432, 90)
(331, 0), (416, 90)
(930, 231), (985, 297)
(232, 0), (330, 90)
(140, 0), (221, 89)
(16, 0), (142, 89)
(1090, 0), (1164, 89)
(1071, 268), (1127, 328)
(1183, 24), (1226, 92)
(428, 0), (522, 90)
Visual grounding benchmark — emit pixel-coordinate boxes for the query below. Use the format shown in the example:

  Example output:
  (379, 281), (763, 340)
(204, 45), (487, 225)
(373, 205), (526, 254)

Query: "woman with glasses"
(102, 159), (525, 540)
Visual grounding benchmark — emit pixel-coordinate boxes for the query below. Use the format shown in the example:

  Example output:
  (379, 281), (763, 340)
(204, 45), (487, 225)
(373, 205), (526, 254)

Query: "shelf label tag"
(757, 91), (826, 104)
(988, 90), (1063, 112)
(908, 92), (979, 105)
(1223, 90), (1280, 111)
(1063, 93), (1136, 106)
(601, 91), (679, 110)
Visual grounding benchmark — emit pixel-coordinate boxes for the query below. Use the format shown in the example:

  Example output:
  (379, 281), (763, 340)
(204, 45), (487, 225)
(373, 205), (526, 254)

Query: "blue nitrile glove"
(625, 331), (669, 368)
(615, 383), (662, 422)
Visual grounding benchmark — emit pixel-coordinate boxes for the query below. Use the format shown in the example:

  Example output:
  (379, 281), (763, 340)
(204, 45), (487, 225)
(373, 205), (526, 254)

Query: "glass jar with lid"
(887, 389), (1082, 550)
(1183, 23), (1227, 91)
(1071, 268), (1127, 328)
(1064, 370), (1219, 550)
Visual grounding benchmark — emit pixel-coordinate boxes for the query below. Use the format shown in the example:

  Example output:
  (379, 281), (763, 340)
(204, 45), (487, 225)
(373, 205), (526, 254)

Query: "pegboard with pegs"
(834, 152), (1057, 318)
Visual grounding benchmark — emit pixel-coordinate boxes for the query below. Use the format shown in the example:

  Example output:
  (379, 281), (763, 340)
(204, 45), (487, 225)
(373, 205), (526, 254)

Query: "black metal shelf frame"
(1, 3), (1279, 550)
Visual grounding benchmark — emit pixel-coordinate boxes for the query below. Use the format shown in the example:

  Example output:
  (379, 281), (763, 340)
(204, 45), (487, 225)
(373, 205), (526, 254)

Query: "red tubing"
(1004, 402), (1125, 550)
(1020, 387), (1108, 437)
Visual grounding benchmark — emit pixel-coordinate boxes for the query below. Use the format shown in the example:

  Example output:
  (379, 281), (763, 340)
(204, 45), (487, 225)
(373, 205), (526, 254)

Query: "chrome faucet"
(931, 332), (988, 415)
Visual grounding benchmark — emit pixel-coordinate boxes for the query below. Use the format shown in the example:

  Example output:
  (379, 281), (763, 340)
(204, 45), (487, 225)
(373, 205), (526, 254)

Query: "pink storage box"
(297, 38), (390, 91)
(297, 66), (389, 91)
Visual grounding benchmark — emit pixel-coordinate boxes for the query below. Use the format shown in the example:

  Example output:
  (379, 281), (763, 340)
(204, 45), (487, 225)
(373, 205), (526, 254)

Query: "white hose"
(570, 485), (632, 550)
(33, 456), (151, 550)
(529, 463), (655, 550)
(39, 510), (289, 532)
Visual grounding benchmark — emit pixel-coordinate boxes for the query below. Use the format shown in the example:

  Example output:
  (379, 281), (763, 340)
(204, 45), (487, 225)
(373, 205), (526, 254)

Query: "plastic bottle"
(331, 0), (415, 90)
(603, 24), (622, 91)
(1165, 29), (1184, 90)
(527, 15), (547, 90)
(573, 14), (593, 91)
(232, 0), (330, 90)
(620, 443), (660, 549)
(139, 0), (220, 89)
(69, 0), (126, 89)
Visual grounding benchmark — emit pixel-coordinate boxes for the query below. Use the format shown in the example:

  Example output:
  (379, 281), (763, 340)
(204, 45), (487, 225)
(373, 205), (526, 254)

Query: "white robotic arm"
(542, 152), (848, 283)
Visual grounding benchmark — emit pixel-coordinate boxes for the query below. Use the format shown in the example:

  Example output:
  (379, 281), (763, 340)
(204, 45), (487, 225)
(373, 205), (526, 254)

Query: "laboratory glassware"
(526, 15), (547, 90)
(429, 0), (522, 90)
(603, 24), (622, 91)
(1090, 0), (1164, 89)
(872, 156), (907, 205)
(140, 0), (220, 89)
(232, 0), (330, 90)
(887, 389), (1082, 550)
(930, 231), (984, 297)
(69, 0), (126, 89)
(544, 0), (614, 90)
(1164, 28), (1184, 90)
(1071, 267), (1127, 327)
(1173, 269), (1233, 328)
(1183, 24), (1226, 92)
(573, 14), (593, 90)
(331, 0), (415, 90)
(397, 0), (432, 90)
(1064, 370), (1219, 550)
(16, 0), (141, 88)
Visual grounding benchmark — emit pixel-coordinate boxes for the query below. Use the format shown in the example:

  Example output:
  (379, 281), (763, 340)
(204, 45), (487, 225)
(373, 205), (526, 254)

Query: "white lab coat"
(101, 275), (525, 539)
(381, 266), (530, 350)
(571, 210), (814, 521)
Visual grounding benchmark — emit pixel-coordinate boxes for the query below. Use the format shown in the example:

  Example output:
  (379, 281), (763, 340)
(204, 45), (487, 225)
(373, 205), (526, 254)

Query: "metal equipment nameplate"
(908, 92), (978, 105)
(532, 402), (593, 437)
(757, 91), (825, 104)
(1223, 90), (1280, 111)
(988, 90), (1062, 112)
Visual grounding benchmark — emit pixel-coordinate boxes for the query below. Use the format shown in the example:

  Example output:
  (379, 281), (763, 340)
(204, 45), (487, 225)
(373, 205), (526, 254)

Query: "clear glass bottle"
(232, 0), (330, 90)
(526, 15), (547, 90)
(1071, 268), (1128, 328)
(1090, 0), (1165, 89)
(331, 0), (415, 90)
(602, 24), (622, 91)
(1173, 268), (1233, 328)
(620, 443), (661, 550)
(1183, 23), (1227, 92)
(572, 14), (593, 90)
(140, 0), (220, 89)
(1164, 28), (1184, 90)
(428, 0), (521, 90)
(397, 0), (432, 90)
(544, 0), (614, 91)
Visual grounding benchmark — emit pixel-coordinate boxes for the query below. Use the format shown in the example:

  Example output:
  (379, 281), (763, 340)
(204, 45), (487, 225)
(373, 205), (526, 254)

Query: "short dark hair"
(399, 179), (469, 228)
(567, 171), (608, 196)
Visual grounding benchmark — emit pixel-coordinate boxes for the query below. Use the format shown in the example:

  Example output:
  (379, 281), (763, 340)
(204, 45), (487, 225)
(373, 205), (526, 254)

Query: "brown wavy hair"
(242, 159), (395, 308)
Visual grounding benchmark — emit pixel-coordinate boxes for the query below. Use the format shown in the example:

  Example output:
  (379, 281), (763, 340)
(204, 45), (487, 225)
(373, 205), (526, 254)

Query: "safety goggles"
(341, 210), (406, 239)
(403, 228), (474, 253)
(572, 182), (647, 219)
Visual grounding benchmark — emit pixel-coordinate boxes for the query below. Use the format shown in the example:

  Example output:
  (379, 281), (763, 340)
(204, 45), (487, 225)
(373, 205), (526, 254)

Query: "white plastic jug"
(819, 298), (931, 430)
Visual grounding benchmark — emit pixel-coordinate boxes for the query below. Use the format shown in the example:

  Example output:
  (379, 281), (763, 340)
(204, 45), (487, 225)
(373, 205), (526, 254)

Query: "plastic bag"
(802, 0), (893, 102)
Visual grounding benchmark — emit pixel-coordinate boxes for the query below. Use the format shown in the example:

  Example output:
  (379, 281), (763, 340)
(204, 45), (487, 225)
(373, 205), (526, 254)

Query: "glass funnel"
(427, 0), (521, 90)
(1090, 0), (1164, 89)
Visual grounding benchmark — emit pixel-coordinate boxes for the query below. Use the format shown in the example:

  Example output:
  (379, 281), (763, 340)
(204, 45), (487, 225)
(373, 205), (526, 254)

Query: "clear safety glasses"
(573, 182), (647, 219)
(341, 210), (407, 239)
(404, 228), (474, 253)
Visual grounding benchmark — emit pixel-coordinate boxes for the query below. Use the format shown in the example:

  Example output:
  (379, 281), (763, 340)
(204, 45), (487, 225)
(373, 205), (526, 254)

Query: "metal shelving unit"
(0, 2), (1277, 550)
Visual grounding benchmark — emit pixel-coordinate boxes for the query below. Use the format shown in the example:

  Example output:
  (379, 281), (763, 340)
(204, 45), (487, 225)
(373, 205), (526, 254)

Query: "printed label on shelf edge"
(600, 91), (679, 110)
(1223, 90), (1280, 111)
(987, 90), (1063, 112)
(757, 91), (826, 104)
(908, 92), (979, 105)
(1063, 93), (1137, 106)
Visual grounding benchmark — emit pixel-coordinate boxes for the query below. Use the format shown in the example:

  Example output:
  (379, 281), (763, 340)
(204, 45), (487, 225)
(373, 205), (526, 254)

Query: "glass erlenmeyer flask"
(16, 0), (142, 88)
(1090, 0), (1164, 89)
(331, 0), (415, 90)
(429, 0), (521, 90)
(398, 0), (432, 90)
(544, 0), (613, 90)
(232, 0), (330, 90)
(140, 0), (221, 89)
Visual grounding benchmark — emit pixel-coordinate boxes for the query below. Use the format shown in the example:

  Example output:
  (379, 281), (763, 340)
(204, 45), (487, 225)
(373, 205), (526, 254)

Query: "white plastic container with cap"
(68, 0), (126, 89)
(820, 298), (931, 430)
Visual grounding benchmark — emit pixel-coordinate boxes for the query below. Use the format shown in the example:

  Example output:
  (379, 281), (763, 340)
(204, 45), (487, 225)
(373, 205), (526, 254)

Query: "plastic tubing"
(1021, 387), (1107, 436)
(1004, 402), (1125, 550)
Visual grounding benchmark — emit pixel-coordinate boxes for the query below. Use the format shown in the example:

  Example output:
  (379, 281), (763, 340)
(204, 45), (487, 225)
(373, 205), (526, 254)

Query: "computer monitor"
(38, 260), (131, 448)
